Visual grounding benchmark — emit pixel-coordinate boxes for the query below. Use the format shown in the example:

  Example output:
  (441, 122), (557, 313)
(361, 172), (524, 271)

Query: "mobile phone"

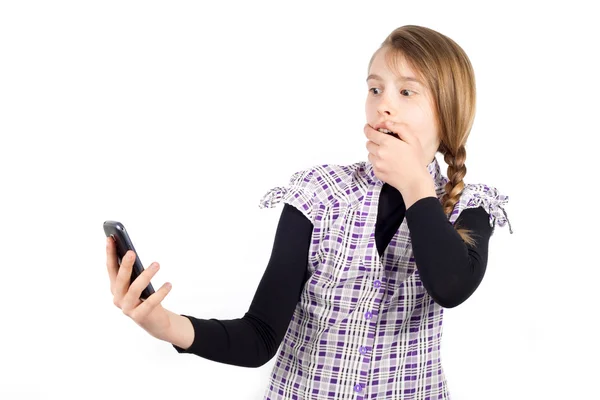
(103, 220), (155, 300)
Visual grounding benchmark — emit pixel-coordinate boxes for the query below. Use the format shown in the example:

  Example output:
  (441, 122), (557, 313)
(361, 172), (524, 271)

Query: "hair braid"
(440, 145), (477, 247)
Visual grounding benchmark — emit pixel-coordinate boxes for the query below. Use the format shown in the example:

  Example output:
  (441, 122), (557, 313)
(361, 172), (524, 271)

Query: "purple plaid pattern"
(258, 158), (512, 399)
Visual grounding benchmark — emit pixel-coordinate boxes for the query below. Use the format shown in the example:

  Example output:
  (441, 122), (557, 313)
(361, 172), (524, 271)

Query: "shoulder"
(450, 182), (513, 234)
(309, 161), (368, 205)
(258, 161), (366, 210)
(290, 161), (366, 203)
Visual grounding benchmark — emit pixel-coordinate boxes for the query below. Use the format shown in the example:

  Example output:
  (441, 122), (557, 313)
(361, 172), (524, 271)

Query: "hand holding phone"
(104, 220), (156, 300)
(104, 220), (174, 341)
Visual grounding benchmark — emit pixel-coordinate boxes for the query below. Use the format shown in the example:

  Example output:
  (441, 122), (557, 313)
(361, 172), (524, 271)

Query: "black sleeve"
(405, 196), (493, 308)
(172, 203), (313, 368)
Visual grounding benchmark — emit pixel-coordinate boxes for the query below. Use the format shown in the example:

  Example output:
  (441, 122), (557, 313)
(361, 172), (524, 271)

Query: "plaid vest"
(258, 157), (512, 399)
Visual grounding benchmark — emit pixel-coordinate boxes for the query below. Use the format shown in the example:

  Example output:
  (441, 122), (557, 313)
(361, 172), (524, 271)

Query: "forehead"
(368, 48), (422, 85)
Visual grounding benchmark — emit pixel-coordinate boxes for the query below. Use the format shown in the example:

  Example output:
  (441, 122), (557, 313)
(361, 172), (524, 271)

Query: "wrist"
(164, 309), (195, 350)
(402, 173), (436, 210)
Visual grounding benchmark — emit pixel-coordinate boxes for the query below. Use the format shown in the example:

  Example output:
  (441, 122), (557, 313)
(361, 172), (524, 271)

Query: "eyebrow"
(366, 73), (424, 86)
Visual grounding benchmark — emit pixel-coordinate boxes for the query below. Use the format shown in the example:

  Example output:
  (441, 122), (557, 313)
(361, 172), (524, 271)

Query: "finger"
(122, 262), (160, 313)
(364, 124), (386, 145)
(387, 122), (412, 144)
(365, 140), (379, 157)
(130, 282), (173, 321)
(106, 236), (119, 290)
(115, 250), (136, 299)
(367, 152), (377, 166)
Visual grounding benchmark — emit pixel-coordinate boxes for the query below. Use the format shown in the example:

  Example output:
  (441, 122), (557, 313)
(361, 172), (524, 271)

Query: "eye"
(369, 87), (415, 97)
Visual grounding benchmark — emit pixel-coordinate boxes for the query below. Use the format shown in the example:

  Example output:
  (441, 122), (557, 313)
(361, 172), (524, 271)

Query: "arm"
(405, 196), (493, 308)
(169, 203), (313, 368)
(164, 308), (194, 350)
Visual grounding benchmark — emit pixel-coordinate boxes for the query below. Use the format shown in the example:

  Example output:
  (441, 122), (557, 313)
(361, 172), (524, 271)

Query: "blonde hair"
(368, 25), (478, 247)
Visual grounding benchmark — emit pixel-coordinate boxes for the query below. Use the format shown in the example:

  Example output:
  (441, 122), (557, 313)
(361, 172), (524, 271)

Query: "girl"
(106, 25), (512, 400)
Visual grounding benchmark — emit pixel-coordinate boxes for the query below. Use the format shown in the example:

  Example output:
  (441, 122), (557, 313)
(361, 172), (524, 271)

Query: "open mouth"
(377, 128), (399, 138)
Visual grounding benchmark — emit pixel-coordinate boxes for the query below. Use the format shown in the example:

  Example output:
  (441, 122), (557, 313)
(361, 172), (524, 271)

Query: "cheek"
(403, 112), (437, 145)
(365, 97), (375, 108)
(397, 108), (424, 131)
(412, 105), (436, 131)
(365, 101), (377, 118)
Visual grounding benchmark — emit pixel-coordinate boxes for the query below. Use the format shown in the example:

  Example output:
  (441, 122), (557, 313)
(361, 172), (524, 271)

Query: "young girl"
(106, 25), (512, 400)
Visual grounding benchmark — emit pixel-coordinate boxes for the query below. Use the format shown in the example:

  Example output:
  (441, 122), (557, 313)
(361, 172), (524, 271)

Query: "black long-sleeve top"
(172, 182), (494, 368)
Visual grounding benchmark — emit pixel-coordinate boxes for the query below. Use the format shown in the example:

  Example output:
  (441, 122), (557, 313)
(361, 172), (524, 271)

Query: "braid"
(440, 145), (477, 247)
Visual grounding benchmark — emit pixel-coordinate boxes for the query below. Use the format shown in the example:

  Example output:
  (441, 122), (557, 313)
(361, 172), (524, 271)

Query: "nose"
(376, 95), (396, 117)
(377, 107), (394, 117)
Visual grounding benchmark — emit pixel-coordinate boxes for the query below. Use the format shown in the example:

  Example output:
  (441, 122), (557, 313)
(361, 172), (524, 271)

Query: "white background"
(1, 1), (598, 399)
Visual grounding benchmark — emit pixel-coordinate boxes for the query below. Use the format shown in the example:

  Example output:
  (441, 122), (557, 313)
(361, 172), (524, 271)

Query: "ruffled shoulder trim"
(450, 183), (513, 234)
(258, 167), (318, 223)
